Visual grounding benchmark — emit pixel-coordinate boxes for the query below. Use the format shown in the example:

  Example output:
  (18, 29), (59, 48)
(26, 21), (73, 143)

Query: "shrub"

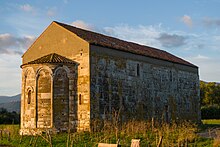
(0, 108), (20, 124)
(201, 105), (220, 119)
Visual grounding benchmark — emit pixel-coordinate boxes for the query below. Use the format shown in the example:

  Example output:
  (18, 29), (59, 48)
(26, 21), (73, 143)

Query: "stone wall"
(20, 67), (36, 129)
(37, 68), (52, 128)
(21, 22), (91, 132)
(90, 45), (200, 124)
(20, 63), (78, 135)
(53, 68), (70, 131)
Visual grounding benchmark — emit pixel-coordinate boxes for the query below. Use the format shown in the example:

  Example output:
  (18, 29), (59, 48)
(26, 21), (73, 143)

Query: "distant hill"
(0, 101), (20, 113)
(0, 94), (21, 103)
(0, 94), (20, 113)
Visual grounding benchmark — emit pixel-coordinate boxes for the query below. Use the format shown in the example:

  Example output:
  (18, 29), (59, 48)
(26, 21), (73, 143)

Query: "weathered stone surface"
(20, 22), (200, 135)
(90, 45), (200, 124)
(20, 64), (79, 135)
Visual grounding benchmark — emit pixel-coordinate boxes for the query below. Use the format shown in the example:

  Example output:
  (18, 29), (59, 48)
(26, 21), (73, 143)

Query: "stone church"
(20, 21), (200, 135)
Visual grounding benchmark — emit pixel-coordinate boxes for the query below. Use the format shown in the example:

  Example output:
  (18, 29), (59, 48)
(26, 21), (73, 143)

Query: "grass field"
(202, 119), (220, 125)
(0, 120), (219, 147)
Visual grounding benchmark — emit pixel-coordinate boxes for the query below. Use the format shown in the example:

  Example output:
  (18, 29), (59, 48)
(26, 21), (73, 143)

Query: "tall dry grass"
(89, 109), (199, 146)
(213, 129), (220, 147)
(0, 119), (214, 146)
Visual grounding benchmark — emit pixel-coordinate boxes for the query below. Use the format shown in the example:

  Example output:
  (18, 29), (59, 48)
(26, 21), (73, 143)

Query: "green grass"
(0, 121), (217, 147)
(200, 119), (220, 131)
(202, 119), (220, 125)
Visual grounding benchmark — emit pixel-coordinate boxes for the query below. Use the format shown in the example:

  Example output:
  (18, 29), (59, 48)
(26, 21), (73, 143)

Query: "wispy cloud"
(71, 20), (95, 31)
(20, 4), (57, 18)
(181, 15), (193, 27)
(63, 0), (68, 4)
(47, 7), (57, 17)
(70, 21), (220, 55)
(202, 17), (220, 27)
(20, 4), (34, 12)
(0, 33), (35, 55)
(193, 54), (210, 60)
(157, 33), (187, 48)
(103, 24), (162, 47)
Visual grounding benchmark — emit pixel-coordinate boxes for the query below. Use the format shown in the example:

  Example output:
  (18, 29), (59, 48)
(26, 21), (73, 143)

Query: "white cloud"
(181, 15), (193, 27)
(71, 20), (94, 31)
(47, 7), (57, 17)
(20, 4), (33, 12)
(0, 33), (36, 55)
(103, 24), (189, 49)
(103, 24), (162, 47)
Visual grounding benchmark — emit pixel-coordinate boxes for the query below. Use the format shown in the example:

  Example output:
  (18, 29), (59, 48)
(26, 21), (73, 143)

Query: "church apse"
(20, 53), (78, 135)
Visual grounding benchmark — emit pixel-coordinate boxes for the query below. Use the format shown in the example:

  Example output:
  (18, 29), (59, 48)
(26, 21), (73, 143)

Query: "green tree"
(0, 108), (20, 124)
(200, 81), (220, 106)
(200, 81), (206, 105)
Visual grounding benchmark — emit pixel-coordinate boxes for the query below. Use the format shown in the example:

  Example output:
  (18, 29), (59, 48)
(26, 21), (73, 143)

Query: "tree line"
(200, 81), (220, 106)
(200, 81), (220, 119)
(0, 108), (20, 124)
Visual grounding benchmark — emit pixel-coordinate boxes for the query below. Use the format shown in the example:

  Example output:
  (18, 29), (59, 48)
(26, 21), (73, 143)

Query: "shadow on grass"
(200, 124), (220, 130)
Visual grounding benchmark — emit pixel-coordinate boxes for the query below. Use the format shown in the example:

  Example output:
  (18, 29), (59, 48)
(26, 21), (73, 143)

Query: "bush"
(201, 105), (220, 119)
(0, 108), (20, 124)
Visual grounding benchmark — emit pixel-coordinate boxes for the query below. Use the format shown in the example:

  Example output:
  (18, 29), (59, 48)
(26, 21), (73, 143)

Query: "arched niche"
(36, 68), (52, 128)
(22, 67), (35, 128)
(26, 86), (34, 105)
(24, 68), (35, 107)
(53, 67), (69, 131)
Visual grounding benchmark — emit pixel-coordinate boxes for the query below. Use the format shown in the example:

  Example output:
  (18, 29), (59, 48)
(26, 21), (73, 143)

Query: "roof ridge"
(54, 21), (166, 52)
(54, 21), (197, 68)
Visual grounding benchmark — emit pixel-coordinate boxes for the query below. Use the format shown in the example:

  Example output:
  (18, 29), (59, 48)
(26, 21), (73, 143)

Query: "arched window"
(27, 90), (31, 104)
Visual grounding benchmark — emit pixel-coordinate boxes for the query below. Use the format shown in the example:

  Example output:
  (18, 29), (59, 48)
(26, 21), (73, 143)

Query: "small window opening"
(27, 90), (31, 104)
(137, 64), (140, 76)
(79, 94), (82, 105)
(170, 70), (173, 82)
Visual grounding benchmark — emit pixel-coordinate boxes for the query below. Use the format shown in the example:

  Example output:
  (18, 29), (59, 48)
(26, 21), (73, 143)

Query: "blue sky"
(0, 0), (220, 96)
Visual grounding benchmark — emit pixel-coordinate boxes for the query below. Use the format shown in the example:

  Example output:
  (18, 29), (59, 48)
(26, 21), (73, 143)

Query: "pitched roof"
(21, 53), (76, 67)
(54, 21), (197, 68)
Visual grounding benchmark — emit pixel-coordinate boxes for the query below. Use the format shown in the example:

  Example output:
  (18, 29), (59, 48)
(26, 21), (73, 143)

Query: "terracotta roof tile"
(21, 53), (76, 67)
(55, 21), (197, 68)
